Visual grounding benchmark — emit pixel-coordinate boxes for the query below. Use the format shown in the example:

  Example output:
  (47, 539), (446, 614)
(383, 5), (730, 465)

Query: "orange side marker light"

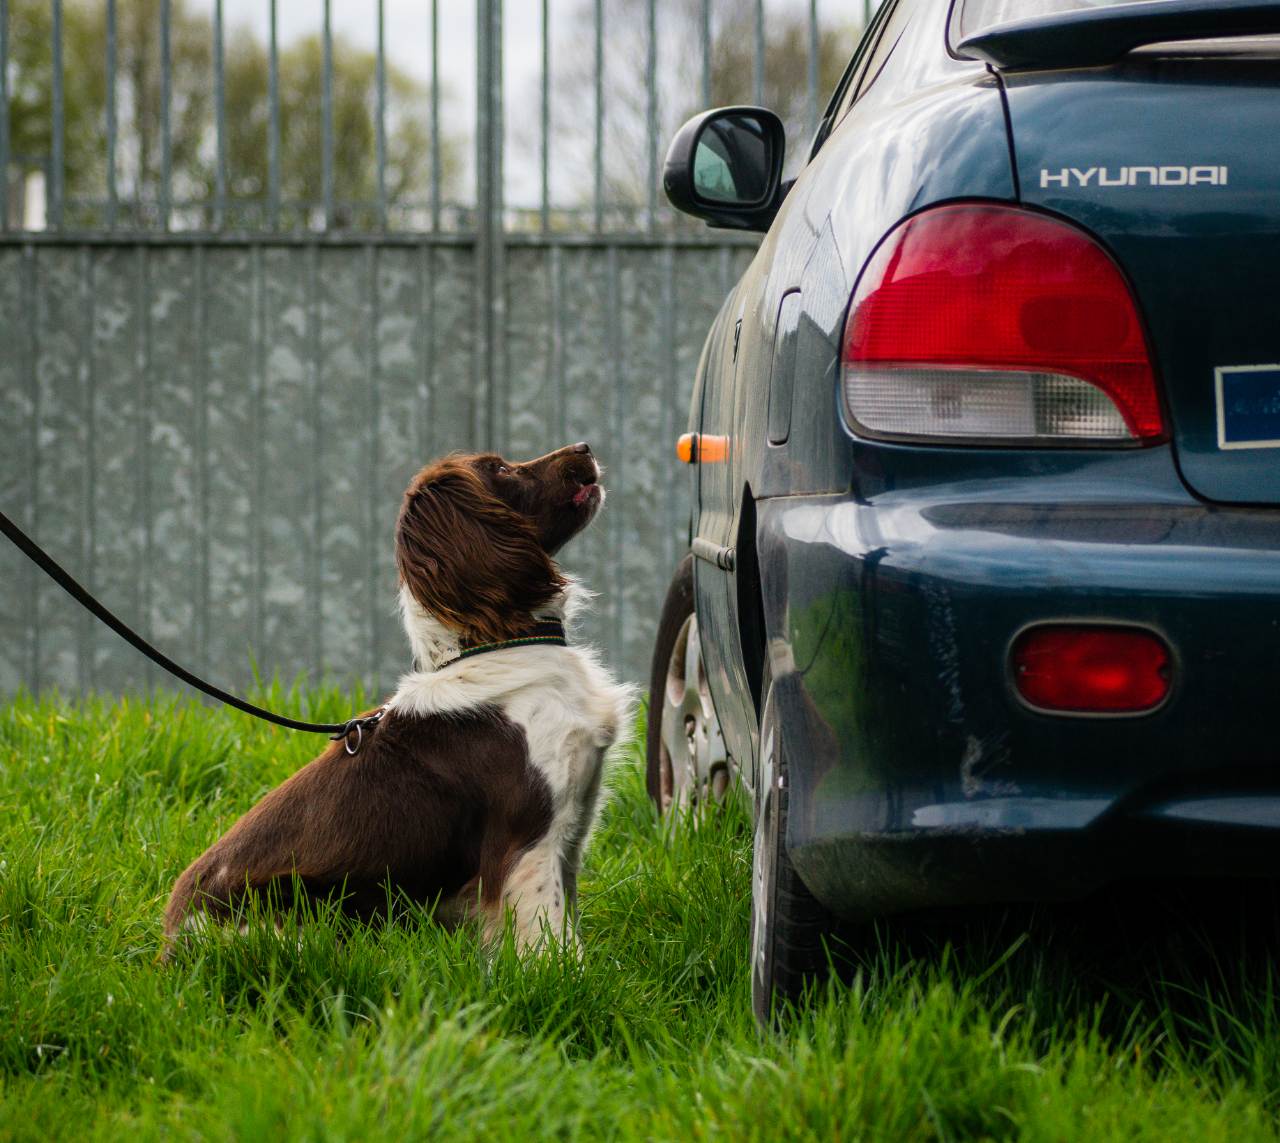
(676, 433), (729, 464)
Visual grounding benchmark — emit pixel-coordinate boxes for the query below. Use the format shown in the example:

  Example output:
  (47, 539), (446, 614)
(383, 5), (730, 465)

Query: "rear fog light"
(1011, 625), (1171, 713)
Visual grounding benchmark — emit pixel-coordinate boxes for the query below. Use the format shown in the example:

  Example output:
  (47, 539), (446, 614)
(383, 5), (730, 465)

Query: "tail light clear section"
(1011, 624), (1171, 713)
(842, 204), (1166, 445)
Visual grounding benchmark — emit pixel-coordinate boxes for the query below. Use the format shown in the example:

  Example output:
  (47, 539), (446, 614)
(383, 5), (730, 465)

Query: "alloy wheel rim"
(658, 613), (728, 812)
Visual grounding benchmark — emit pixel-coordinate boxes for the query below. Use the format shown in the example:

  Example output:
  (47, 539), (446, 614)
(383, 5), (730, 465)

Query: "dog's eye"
(494, 463), (510, 475)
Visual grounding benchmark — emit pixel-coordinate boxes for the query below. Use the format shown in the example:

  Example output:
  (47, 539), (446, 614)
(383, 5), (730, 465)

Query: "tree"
(4, 0), (461, 230)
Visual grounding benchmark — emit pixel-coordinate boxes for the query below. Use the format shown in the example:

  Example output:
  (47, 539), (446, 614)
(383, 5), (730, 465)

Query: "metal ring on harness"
(334, 707), (386, 756)
(343, 721), (364, 755)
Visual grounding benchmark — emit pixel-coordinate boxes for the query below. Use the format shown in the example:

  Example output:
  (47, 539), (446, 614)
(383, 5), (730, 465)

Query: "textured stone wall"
(0, 238), (755, 695)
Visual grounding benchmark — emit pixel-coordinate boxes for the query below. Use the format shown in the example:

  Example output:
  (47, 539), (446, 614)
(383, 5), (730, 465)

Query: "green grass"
(1, 687), (1279, 1140)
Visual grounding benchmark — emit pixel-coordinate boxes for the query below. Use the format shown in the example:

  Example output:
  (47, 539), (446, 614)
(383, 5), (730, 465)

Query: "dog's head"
(396, 443), (603, 645)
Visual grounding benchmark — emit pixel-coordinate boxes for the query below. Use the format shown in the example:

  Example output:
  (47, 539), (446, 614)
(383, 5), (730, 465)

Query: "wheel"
(646, 554), (730, 814)
(750, 673), (844, 1026)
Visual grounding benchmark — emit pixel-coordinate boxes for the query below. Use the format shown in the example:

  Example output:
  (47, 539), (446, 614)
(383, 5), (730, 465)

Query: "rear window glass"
(959, 0), (1159, 39)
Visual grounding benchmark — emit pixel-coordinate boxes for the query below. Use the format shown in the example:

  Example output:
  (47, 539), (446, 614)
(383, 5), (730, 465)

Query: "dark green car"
(649, 0), (1280, 1022)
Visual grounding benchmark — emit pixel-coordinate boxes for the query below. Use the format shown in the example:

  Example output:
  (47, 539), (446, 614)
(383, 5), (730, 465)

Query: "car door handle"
(692, 538), (736, 571)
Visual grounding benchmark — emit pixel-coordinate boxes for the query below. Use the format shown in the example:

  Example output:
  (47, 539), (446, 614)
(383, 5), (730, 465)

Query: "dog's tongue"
(572, 484), (594, 506)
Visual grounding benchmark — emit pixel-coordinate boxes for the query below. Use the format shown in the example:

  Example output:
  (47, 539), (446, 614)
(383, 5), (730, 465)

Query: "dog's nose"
(572, 442), (591, 455)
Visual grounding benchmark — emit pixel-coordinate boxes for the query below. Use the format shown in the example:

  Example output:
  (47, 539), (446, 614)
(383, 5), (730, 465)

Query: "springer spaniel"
(163, 443), (631, 955)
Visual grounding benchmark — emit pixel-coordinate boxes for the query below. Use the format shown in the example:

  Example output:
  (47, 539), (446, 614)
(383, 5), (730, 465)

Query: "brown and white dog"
(163, 443), (631, 955)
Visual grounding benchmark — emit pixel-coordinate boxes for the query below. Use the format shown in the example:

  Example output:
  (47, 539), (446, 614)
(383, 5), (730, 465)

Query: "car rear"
(984, 14), (1280, 504)
(777, 0), (1280, 920)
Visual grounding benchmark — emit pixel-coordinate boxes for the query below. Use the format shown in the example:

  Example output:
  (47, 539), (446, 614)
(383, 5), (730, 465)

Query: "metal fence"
(0, 1), (861, 695)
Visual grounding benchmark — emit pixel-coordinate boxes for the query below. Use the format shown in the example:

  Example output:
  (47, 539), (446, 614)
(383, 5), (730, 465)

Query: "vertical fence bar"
(417, 243), (434, 462)
(250, 244), (265, 664)
(540, 0), (549, 232)
(645, 0), (657, 233)
(134, 246), (153, 688)
(23, 245), (40, 687)
(160, 0), (171, 229)
(366, 244), (380, 686)
(549, 244), (564, 444)
(268, 0), (279, 228)
(430, 0), (440, 231)
(593, 0), (603, 232)
(0, 0), (8, 230)
(51, 0), (63, 229)
(193, 245), (209, 673)
(606, 244), (623, 668)
(496, 2), (506, 449)
(376, 0), (387, 229)
(700, 0), (710, 109)
(307, 244), (322, 671)
(78, 246), (95, 688)
(105, 0), (117, 227)
(214, 0), (226, 229)
(754, 0), (765, 107)
(322, 0), (334, 228)
(476, 0), (491, 441)
(475, 0), (504, 448)
(808, 0), (820, 141)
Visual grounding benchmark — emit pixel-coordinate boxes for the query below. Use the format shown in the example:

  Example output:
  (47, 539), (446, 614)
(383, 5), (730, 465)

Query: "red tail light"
(1011, 625), (1171, 713)
(842, 203), (1165, 445)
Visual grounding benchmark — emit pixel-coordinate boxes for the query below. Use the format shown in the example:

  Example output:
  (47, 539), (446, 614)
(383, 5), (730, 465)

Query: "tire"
(646, 554), (730, 814)
(750, 673), (845, 1026)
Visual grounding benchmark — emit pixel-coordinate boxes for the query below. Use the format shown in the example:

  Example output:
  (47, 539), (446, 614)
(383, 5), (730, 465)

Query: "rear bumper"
(789, 796), (1280, 922)
(756, 470), (1280, 919)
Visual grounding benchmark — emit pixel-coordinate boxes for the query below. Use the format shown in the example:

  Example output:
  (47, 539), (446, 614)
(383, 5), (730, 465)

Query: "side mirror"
(662, 107), (786, 232)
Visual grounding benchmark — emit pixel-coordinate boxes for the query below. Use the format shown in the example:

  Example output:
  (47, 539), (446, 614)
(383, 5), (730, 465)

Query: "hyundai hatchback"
(647, 0), (1280, 1022)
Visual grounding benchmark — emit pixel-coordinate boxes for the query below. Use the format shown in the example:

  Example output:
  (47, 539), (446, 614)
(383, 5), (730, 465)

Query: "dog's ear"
(396, 462), (566, 645)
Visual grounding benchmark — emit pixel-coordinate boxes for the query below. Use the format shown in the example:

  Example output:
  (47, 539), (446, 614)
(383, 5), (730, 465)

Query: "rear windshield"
(958, 0), (1158, 39)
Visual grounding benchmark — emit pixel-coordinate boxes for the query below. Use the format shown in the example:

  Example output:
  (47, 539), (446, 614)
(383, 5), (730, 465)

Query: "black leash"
(0, 506), (366, 740)
(0, 507), (565, 753)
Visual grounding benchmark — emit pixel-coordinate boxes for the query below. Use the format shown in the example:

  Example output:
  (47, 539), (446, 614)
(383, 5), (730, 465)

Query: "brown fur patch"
(396, 458), (566, 646)
(162, 707), (552, 950)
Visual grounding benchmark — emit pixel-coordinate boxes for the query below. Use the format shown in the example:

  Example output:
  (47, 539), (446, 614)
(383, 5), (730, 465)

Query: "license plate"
(1215, 365), (1280, 450)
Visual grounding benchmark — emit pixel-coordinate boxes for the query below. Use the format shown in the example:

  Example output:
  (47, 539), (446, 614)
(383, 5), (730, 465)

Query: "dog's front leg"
(495, 841), (578, 955)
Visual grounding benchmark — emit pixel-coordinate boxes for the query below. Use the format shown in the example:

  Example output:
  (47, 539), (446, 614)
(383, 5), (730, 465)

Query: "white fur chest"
(499, 648), (630, 830)
(388, 583), (634, 946)
(387, 641), (632, 837)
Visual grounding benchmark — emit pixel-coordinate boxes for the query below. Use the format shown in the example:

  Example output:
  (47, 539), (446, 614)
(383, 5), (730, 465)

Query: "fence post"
(0, 0), (8, 230)
(475, 0), (504, 450)
(161, 0), (171, 229)
(51, 0), (63, 229)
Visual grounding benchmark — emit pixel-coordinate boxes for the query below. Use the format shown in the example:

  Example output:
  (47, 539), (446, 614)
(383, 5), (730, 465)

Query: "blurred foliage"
(3, 0), (460, 229)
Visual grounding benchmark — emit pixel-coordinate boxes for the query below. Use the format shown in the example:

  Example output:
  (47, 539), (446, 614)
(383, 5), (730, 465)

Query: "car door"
(692, 275), (758, 780)
(690, 0), (906, 788)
